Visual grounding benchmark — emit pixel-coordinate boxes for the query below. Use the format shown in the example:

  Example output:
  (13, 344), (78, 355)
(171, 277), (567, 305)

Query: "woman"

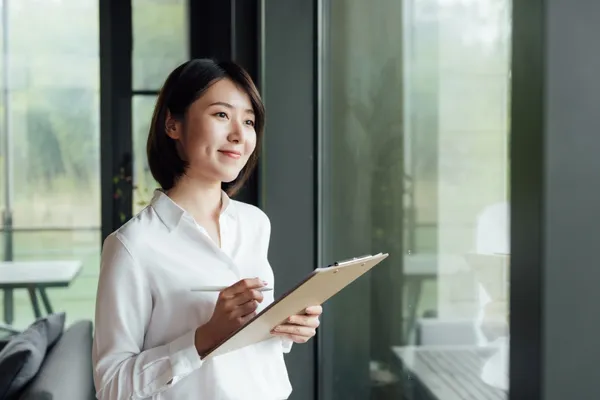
(92, 59), (322, 400)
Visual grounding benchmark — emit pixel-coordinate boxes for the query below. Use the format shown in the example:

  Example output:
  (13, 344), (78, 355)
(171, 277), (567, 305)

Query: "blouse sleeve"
(92, 234), (204, 399)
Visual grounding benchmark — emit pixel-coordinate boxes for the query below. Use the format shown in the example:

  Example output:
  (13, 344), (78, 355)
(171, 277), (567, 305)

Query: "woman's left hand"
(271, 305), (322, 343)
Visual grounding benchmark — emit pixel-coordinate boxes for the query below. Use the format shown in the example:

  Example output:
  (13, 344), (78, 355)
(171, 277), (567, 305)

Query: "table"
(0, 260), (83, 329)
(392, 345), (507, 400)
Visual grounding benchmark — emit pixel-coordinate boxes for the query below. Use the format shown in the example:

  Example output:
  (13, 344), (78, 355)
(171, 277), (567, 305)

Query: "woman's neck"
(166, 176), (223, 221)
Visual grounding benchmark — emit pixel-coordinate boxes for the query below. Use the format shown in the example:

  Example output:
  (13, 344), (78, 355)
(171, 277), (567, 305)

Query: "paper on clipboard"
(203, 252), (389, 359)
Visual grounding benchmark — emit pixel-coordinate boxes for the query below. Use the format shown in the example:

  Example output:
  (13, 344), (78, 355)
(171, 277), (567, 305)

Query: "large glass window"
(131, 0), (188, 213)
(132, 0), (188, 91)
(132, 95), (158, 212)
(320, 0), (511, 398)
(0, 0), (101, 329)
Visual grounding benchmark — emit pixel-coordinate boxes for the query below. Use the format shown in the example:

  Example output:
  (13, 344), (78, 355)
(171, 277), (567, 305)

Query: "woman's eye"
(245, 120), (255, 127)
(215, 112), (228, 119)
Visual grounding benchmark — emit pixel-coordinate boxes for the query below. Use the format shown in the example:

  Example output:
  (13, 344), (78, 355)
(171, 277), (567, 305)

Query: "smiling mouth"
(218, 150), (242, 159)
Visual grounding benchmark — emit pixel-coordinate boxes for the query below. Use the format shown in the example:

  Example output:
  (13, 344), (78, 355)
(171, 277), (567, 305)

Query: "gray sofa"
(1, 319), (95, 400)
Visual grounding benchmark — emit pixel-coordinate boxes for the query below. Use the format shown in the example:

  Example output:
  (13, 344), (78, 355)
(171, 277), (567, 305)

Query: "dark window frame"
(511, 1), (600, 399)
(258, 0), (318, 398)
(100, 0), (133, 241)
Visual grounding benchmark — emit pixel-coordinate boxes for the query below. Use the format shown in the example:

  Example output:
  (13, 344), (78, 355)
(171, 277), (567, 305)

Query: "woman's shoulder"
(105, 205), (166, 253)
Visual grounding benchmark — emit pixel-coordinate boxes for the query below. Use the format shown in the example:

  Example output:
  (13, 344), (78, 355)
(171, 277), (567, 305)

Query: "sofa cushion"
(0, 313), (65, 399)
(19, 320), (95, 400)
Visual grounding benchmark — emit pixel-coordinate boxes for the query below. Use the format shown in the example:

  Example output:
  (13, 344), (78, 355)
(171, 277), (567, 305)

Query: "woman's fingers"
(220, 278), (266, 299)
(286, 314), (320, 328)
(274, 333), (311, 343)
(304, 305), (323, 315)
(229, 298), (259, 319)
(221, 289), (264, 313)
(233, 289), (264, 306)
(270, 306), (323, 343)
(271, 324), (316, 339)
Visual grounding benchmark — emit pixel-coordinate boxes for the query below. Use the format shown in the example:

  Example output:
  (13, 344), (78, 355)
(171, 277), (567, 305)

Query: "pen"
(191, 286), (274, 292)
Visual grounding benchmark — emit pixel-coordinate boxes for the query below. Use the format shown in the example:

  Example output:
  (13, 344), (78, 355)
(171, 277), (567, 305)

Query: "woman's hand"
(271, 305), (322, 343)
(195, 278), (267, 356)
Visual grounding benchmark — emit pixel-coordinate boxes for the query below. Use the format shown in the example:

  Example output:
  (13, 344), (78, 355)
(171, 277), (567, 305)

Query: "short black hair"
(146, 58), (265, 196)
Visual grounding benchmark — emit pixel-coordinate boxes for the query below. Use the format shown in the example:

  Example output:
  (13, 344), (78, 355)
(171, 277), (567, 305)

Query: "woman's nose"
(228, 121), (244, 143)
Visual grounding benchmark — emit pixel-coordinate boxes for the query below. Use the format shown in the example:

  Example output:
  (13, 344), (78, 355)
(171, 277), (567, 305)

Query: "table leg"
(27, 287), (42, 319)
(3, 289), (13, 325)
(38, 287), (53, 314)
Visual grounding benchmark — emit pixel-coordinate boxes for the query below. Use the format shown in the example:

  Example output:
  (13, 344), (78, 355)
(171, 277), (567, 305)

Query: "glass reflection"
(321, 0), (511, 398)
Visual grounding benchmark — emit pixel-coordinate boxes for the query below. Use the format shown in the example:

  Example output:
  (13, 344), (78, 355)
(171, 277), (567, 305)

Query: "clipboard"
(203, 252), (389, 359)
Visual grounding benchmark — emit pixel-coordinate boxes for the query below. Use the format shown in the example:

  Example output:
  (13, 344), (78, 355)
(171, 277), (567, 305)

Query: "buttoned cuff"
(168, 329), (204, 377)
(148, 329), (203, 392)
(136, 330), (203, 397)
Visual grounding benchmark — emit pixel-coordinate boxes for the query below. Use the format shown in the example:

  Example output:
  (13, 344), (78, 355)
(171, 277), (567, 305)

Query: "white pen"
(190, 286), (273, 292)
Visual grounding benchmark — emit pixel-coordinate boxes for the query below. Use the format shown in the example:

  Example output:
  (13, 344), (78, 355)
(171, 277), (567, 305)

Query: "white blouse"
(92, 190), (293, 400)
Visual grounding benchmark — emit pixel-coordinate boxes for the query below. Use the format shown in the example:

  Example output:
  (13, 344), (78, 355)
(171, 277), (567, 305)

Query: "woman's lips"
(218, 150), (242, 159)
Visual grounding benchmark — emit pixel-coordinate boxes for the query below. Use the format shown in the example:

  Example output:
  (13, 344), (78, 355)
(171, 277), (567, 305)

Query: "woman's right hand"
(194, 278), (267, 357)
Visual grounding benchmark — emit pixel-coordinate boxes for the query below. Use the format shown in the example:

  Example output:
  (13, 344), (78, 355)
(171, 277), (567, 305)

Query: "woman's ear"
(165, 109), (182, 140)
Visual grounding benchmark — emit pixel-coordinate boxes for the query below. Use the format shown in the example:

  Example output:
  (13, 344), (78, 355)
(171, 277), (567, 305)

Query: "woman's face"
(167, 78), (257, 184)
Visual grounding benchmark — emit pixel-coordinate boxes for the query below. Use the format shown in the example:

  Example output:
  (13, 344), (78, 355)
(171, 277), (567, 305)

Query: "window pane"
(132, 95), (158, 214)
(0, 0), (101, 329)
(321, 0), (511, 398)
(132, 0), (188, 91)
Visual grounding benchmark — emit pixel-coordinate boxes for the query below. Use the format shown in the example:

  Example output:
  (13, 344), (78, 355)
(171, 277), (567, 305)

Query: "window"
(132, 0), (188, 91)
(132, 95), (158, 211)
(320, 0), (512, 398)
(131, 0), (188, 213)
(0, 0), (101, 328)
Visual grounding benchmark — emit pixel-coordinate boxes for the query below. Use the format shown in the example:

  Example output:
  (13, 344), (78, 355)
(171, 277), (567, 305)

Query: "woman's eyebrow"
(208, 101), (254, 114)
